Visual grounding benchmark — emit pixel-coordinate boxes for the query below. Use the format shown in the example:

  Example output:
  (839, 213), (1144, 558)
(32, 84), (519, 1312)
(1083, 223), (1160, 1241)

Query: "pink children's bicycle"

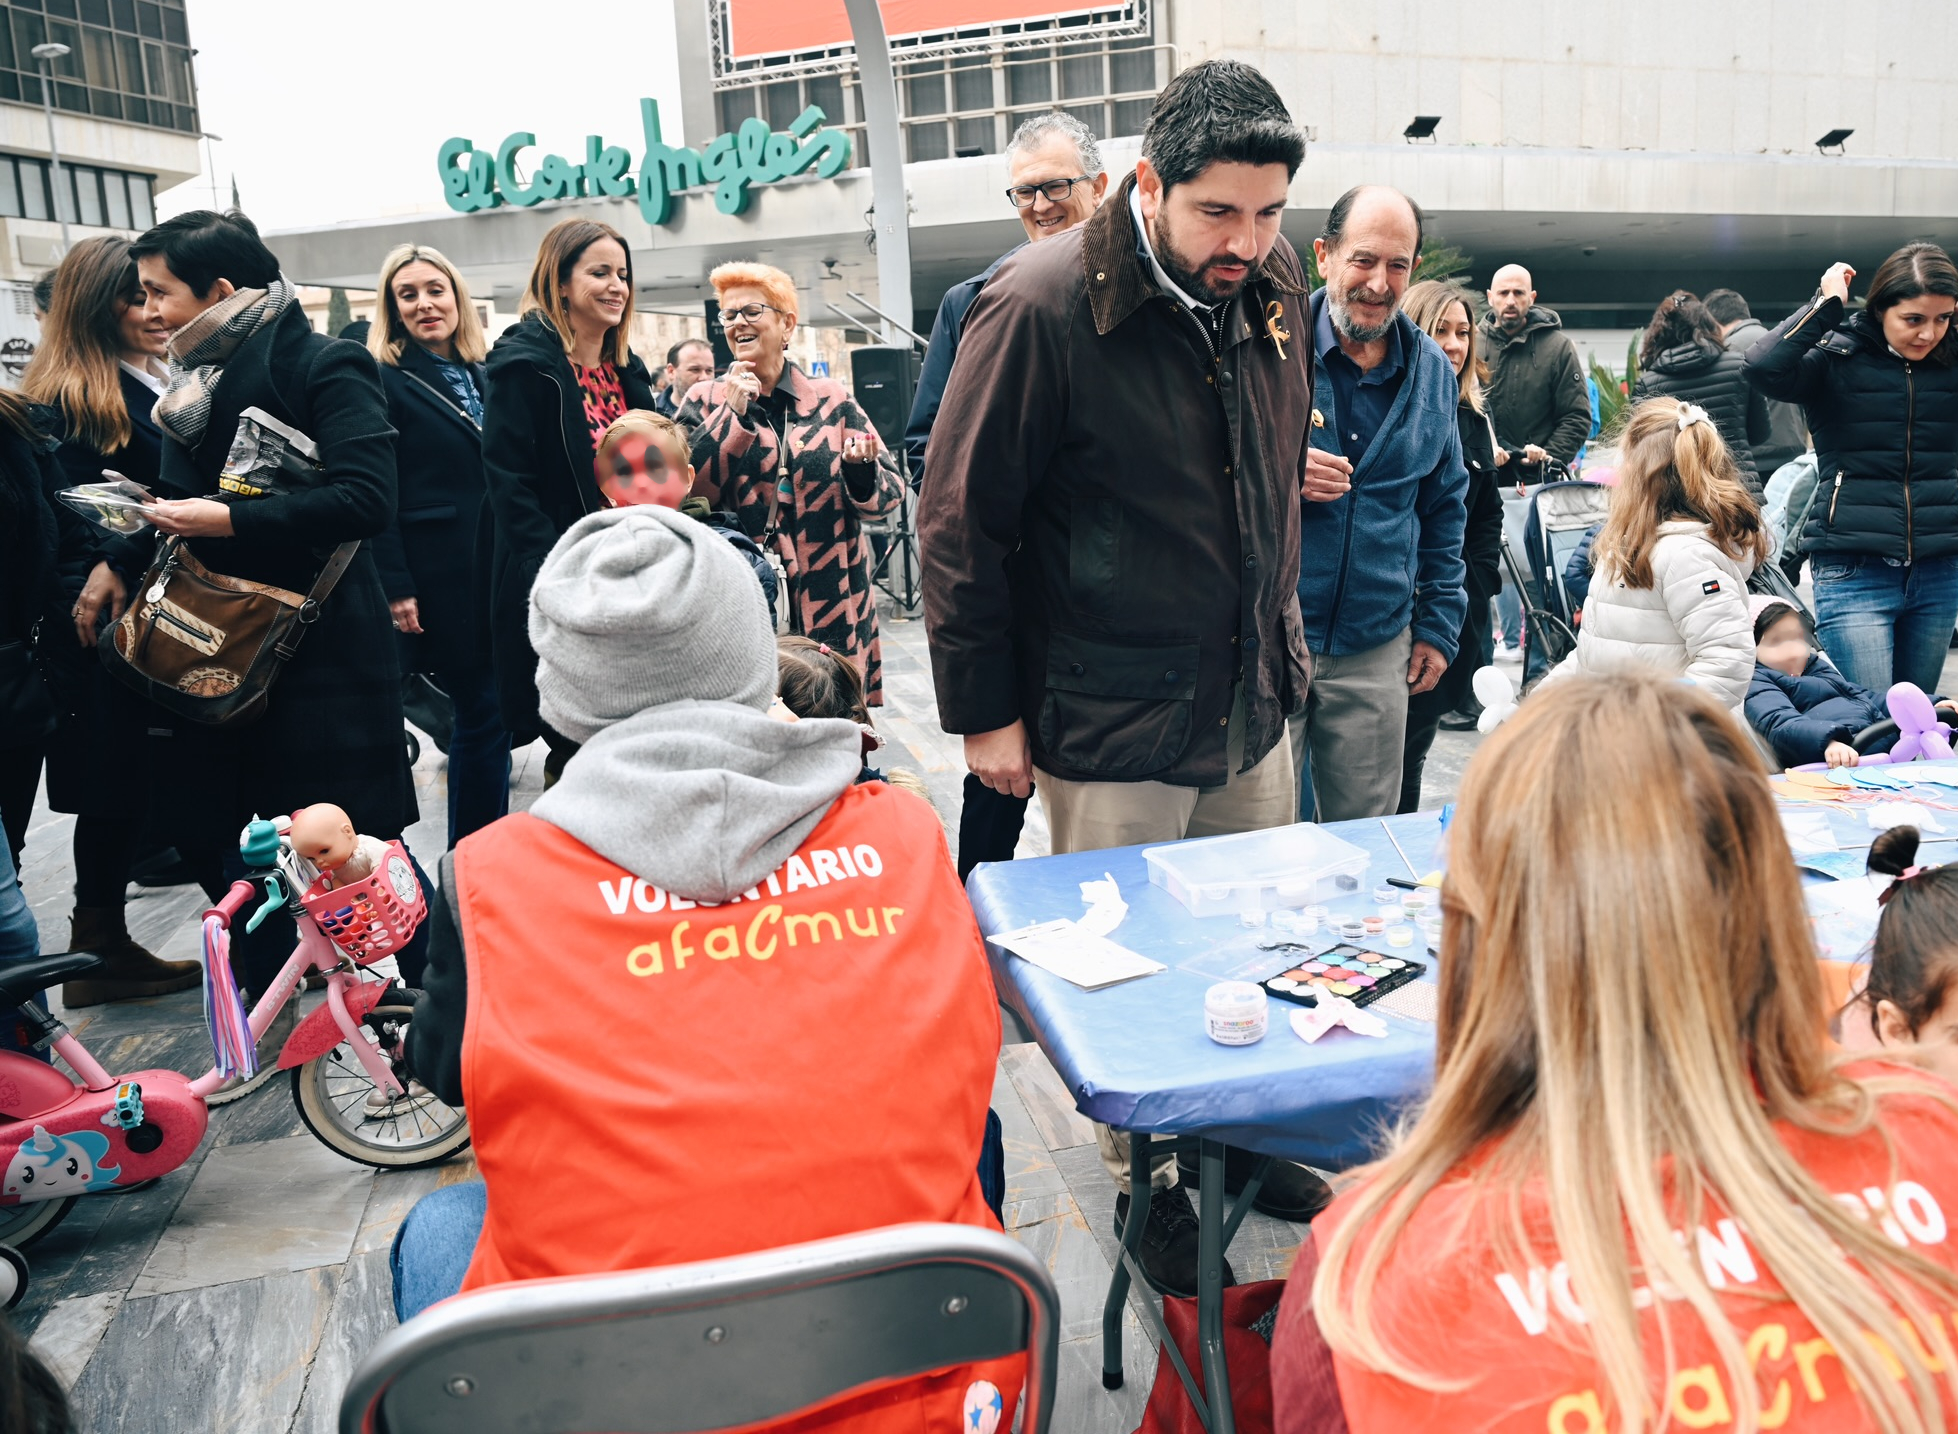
(0, 813), (470, 1253)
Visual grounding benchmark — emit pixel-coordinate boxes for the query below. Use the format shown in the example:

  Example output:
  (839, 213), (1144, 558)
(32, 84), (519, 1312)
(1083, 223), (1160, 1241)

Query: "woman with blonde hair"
(1397, 280), (1505, 809)
(15, 235), (200, 1003)
(479, 218), (655, 767)
(1273, 671), (1958, 1433)
(677, 261), (902, 703)
(366, 243), (507, 843)
(1549, 395), (1769, 710)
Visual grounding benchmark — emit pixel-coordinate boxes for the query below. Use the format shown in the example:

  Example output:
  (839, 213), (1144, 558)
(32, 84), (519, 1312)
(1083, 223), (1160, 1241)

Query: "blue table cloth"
(968, 810), (1448, 1170)
(968, 761), (1958, 1171)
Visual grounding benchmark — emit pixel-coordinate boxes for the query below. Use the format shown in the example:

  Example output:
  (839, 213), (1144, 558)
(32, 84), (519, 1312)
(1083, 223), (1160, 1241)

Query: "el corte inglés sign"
(438, 99), (853, 224)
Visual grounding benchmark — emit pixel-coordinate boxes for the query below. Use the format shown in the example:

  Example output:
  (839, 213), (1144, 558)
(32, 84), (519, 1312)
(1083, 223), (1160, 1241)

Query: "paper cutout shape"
(1290, 995), (1389, 1043)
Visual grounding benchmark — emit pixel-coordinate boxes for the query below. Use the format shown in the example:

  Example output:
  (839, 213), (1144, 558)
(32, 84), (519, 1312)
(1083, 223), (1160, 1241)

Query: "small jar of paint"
(1371, 884), (1398, 905)
(1387, 925), (1415, 948)
(1205, 981), (1269, 1046)
(1361, 915), (1386, 935)
(1337, 917), (1367, 940)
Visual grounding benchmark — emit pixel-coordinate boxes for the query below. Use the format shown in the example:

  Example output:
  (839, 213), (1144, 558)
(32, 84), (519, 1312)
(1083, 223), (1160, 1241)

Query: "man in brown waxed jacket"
(919, 60), (1330, 1301)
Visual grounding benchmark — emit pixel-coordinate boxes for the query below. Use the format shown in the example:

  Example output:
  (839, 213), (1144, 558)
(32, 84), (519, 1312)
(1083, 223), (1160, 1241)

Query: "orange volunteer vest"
(452, 782), (1022, 1432)
(1315, 1071), (1958, 1433)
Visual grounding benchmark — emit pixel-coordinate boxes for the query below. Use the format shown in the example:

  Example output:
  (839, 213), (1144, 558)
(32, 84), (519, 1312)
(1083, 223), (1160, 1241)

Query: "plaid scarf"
(154, 276), (296, 449)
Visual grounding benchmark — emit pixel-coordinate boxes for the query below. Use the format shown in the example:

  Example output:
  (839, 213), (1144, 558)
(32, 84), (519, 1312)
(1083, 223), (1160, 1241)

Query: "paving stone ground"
(7, 597), (1504, 1430)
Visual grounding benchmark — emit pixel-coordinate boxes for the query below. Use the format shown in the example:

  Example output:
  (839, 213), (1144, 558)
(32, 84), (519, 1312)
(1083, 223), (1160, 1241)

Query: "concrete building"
(269, 0), (1958, 363)
(0, 0), (201, 377)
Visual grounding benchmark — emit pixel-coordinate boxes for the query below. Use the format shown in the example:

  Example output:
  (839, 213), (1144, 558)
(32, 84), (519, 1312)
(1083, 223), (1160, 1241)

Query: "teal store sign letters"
(438, 99), (853, 224)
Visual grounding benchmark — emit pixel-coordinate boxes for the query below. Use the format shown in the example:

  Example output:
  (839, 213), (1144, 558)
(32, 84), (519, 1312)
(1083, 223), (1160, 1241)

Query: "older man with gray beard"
(1289, 185), (1468, 821)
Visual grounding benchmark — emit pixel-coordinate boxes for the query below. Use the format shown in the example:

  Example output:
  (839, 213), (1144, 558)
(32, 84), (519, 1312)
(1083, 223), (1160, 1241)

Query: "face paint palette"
(1259, 944), (1426, 1010)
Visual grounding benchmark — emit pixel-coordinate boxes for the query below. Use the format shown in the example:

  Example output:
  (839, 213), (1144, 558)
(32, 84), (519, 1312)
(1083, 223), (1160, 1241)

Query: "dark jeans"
(72, 813), (135, 909)
(957, 774), (1029, 883)
(1812, 554), (1958, 695)
(0, 838), (48, 1060)
(1397, 701), (1445, 814)
(433, 666), (510, 847)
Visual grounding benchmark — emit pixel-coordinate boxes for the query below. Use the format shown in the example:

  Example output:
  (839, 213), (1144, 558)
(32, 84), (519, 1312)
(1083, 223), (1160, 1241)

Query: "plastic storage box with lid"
(1142, 823), (1371, 918)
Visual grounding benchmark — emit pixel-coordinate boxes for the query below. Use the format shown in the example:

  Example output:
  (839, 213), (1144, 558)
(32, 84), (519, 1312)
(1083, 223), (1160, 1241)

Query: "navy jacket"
(904, 247), (1017, 485)
(1298, 290), (1468, 660)
(1745, 654), (1887, 766)
(371, 342), (489, 675)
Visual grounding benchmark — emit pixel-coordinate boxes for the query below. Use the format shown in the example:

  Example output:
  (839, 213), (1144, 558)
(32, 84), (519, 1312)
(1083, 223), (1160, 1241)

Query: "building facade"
(0, 0), (200, 377)
(269, 0), (1958, 362)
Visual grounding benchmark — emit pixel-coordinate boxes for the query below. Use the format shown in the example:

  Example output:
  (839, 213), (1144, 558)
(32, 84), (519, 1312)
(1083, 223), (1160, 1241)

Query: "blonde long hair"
(1312, 674), (1958, 1433)
(1592, 397), (1769, 588)
(1401, 279), (1485, 413)
(368, 243), (487, 367)
(22, 236), (145, 453)
(520, 218), (635, 366)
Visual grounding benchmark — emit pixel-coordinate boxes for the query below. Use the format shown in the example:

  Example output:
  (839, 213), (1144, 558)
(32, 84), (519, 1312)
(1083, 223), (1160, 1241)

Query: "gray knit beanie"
(529, 506), (776, 742)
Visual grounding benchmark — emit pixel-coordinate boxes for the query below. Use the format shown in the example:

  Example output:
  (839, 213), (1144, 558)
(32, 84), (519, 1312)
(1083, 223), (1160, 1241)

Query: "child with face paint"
(594, 412), (780, 623)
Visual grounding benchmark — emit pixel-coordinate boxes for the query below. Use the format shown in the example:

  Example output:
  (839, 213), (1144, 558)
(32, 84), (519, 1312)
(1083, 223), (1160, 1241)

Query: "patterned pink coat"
(679, 364), (903, 702)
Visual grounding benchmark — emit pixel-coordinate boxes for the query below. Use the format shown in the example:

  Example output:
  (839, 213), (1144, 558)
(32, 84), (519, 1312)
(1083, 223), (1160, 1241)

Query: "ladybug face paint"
(598, 432), (690, 509)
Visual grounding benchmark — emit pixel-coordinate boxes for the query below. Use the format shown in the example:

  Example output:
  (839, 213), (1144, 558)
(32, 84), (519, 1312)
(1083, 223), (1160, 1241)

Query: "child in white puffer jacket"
(1550, 398), (1770, 711)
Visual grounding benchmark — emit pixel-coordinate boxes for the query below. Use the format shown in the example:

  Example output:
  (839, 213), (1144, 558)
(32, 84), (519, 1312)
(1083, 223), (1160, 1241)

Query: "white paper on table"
(1077, 872), (1128, 938)
(1778, 808), (1840, 857)
(987, 918), (1165, 991)
(1867, 801), (1947, 834)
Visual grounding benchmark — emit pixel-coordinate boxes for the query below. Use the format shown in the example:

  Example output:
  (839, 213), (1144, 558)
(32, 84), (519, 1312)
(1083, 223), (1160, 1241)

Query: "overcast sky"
(158, 0), (686, 234)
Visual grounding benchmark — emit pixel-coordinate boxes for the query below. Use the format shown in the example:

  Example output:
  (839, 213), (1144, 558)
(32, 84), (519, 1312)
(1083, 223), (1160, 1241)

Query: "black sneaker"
(1112, 1186), (1237, 1300)
(1176, 1146), (1335, 1224)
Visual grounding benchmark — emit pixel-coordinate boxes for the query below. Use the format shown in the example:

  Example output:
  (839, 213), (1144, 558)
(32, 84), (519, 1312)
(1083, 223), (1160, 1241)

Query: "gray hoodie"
(530, 700), (866, 903)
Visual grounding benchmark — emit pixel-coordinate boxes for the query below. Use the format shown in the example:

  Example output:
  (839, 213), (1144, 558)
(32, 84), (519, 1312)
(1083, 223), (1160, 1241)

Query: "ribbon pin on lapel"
(1264, 299), (1292, 361)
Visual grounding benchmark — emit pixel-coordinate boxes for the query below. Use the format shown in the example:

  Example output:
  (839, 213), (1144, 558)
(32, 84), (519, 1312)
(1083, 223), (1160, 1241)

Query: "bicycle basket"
(298, 840), (426, 964)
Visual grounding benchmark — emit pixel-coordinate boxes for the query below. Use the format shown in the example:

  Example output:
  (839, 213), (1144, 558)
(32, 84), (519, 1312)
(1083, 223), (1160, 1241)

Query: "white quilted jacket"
(1552, 519), (1756, 710)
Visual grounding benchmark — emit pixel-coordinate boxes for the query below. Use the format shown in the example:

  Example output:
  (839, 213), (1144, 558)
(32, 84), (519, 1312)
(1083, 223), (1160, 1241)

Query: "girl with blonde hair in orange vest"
(1269, 671), (1958, 1434)
(395, 505), (1020, 1431)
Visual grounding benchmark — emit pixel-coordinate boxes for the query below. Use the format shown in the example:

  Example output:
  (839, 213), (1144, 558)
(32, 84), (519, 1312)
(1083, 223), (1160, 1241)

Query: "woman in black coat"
(132, 210), (418, 996)
(19, 236), (202, 1003)
(480, 218), (654, 765)
(0, 400), (61, 872)
(1632, 290), (1771, 496)
(367, 244), (508, 846)
(1745, 245), (1958, 694)
(1400, 282), (1504, 813)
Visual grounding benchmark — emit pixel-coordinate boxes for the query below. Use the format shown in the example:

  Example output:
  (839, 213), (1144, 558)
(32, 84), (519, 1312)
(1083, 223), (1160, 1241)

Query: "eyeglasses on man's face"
(1005, 176), (1091, 209)
(718, 303), (787, 326)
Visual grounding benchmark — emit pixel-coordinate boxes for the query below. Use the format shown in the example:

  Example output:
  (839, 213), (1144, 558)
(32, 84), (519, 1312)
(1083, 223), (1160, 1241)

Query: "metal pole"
(840, 0), (912, 346)
(843, 289), (926, 347)
(30, 43), (71, 252)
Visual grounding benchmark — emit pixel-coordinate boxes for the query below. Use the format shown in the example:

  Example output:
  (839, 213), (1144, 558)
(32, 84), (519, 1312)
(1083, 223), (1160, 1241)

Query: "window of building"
(0, 0), (198, 134)
(0, 154), (158, 229)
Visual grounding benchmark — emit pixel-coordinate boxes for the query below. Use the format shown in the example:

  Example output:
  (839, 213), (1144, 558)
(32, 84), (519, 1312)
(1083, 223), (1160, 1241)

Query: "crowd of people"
(1, 49), (1957, 1434)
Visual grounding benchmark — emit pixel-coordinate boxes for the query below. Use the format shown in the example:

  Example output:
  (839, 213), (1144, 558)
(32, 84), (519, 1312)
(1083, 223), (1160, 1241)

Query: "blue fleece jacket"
(1297, 290), (1469, 660)
(1745, 653), (1887, 766)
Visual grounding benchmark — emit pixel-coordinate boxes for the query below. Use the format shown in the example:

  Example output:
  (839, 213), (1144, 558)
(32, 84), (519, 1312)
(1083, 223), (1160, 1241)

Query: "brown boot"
(60, 907), (202, 1007)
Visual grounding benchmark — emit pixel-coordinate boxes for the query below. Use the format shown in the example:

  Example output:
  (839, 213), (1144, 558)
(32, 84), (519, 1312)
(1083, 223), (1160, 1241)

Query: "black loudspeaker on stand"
(850, 345), (924, 613)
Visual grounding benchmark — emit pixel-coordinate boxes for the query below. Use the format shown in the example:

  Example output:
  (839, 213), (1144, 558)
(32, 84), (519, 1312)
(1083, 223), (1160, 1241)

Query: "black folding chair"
(337, 1222), (1059, 1434)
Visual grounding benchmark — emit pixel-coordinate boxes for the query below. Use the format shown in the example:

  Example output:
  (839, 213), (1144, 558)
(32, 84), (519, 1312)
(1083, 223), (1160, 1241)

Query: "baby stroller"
(1500, 476), (1613, 683)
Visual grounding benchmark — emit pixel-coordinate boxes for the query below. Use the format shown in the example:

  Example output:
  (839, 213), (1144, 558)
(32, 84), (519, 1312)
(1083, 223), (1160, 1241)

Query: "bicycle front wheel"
(291, 1003), (470, 1169)
(0, 1195), (76, 1249)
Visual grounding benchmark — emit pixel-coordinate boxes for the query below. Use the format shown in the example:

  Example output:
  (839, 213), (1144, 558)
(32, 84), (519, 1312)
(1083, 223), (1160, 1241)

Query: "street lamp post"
(29, 41), (72, 252)
(202, 131), (224, 211)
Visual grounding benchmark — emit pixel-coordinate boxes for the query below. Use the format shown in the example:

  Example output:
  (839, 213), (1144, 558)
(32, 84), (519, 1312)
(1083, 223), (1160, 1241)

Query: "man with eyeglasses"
(905, 111), (1107, 883)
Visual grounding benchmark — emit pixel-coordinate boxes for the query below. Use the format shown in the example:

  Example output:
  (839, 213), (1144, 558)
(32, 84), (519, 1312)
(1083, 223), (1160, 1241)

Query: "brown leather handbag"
(100, 536), (360, 728)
